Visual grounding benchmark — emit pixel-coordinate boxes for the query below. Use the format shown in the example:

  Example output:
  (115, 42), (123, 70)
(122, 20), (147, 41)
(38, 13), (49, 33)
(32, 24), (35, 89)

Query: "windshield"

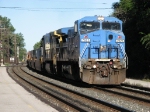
(102, 22), (121, 30)
(80, 22), (100, 34)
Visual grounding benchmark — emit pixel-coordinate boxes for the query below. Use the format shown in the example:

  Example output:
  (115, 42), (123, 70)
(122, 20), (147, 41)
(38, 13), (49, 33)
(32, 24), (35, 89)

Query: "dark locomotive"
(27, 15), (128, 85)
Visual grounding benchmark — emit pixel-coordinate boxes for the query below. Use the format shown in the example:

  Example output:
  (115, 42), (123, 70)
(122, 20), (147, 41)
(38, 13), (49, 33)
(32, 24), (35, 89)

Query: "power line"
(0, 7), (112, 9)
(0, 7), (22, 9)
(0, 7), (113, 12)
(37, 0), (107, 4)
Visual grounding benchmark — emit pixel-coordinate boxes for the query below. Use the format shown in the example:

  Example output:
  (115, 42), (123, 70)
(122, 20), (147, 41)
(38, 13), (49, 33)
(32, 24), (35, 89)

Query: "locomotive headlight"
(109, 35), (113, 40)
(93, 65), (97, 68)
(98, 16), (104, 21)
(113, 65), (117, 68)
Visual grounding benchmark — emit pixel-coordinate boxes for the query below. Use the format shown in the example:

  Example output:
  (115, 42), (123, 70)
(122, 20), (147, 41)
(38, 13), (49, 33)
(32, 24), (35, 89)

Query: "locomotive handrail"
(80, 43), (89, 58)
(118, 44), (128, 69)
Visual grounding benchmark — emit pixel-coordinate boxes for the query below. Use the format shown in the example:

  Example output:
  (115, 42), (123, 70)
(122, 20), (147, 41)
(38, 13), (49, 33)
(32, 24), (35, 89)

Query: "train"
(27, 15), (128, 85)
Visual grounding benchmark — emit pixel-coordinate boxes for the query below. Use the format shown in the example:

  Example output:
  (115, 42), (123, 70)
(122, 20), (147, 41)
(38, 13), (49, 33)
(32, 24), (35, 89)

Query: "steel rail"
(12, 67), (88, 112)
(116, 86), (150, 96)
(94, 86), (150, 104)
(19, 67), (133, 112)
(121, 83), (150, 92)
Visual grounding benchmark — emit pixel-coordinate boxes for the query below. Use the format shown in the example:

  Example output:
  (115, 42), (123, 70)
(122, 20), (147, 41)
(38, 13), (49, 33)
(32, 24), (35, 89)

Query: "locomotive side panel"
(27, 51), (32, 67)
(35, 48), (41, 71)
(30, 50), (36, 69)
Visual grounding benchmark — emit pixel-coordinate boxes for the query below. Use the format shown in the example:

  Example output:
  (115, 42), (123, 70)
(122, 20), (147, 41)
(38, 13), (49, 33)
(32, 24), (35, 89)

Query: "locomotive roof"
(78, 15), (122, 23)
(50, 27), (73, 36)
(57, 27), (73, 35)
(43, 33), (50, 37)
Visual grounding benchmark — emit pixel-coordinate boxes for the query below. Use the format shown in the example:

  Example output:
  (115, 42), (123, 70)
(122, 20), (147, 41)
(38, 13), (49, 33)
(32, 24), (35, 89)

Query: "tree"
(33, 41), (41, 50)
(140, 33), (150, 49)
(0, 16), (15, 32)
(16, 33), (26, 61)
(0, 15), (26, 63)
(19, 47), (27, 62)
(112, 0), (150, 78)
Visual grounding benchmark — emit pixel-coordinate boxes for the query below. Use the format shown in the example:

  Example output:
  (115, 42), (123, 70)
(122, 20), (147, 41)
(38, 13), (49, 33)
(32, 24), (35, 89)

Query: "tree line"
(112, 0), (150, 79)
(0, 16), (26, 63)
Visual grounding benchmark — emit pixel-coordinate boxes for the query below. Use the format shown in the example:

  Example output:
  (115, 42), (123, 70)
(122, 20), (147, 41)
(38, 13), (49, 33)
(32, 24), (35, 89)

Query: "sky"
(0, 0), (119, 51)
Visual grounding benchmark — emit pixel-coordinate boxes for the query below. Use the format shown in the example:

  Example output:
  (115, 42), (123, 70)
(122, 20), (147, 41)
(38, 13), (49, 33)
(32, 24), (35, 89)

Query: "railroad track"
(121, 83), (150, 92)
(7, 66), (132, 112)
(93, 85), (150, 103)
(92, 86), (150, 111)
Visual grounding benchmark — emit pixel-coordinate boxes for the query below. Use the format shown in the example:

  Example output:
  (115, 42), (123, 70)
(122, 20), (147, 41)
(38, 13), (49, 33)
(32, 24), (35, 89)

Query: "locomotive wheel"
(71, 62), (80, 80)
(57, 62), (62, 76)
(53, 65), (57, 75)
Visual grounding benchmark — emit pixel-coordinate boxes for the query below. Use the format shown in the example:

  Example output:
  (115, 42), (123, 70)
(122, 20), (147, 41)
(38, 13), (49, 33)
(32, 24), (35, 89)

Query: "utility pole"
(5, 29), (11, 63)
(7, 30), (9, 63)
(17, 46), (19, 64)
(0, 20), (6, 66)
(0, 24), (1, 66)
(14, 34), (17, 64)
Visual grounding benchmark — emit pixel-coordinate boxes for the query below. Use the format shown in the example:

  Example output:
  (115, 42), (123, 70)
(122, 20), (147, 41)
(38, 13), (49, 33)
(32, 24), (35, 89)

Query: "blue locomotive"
(27, 15), (128, 85)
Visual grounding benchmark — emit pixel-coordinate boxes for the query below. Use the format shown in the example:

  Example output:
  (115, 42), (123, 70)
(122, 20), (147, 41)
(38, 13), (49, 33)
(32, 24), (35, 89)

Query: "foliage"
(0, 15), (26, 62)
(19, 47), (27, 61)
(16, 33), (26, 48)
(140, 33), (150, 49)
(0, 16), (15, 32)
(33, 41), (41, 50)
(112, 0), (150, 78)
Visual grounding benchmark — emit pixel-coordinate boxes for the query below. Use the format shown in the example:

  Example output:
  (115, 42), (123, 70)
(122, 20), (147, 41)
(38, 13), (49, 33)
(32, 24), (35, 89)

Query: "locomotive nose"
(89, 31), (108, 59)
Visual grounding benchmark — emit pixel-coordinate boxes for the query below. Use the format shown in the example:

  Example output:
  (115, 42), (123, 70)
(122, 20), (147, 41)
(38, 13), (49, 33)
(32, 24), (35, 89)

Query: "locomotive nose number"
(81, 38), (91, 42)
(116, 39), (124, 42)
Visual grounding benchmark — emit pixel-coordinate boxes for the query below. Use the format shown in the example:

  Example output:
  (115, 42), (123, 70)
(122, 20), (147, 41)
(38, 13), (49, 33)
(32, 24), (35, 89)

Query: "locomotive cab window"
(44, 34), (50, 43)
(102, 22), (121, 30)
(80, 22), (100, 34)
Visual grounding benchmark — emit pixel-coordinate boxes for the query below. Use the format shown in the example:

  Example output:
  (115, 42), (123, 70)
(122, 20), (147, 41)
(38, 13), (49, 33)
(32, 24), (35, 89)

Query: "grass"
(142, 79), (150, 82)
(127, 73), (150, 82)
(123, 81), (143, 87)
(4, 63), (10, 66)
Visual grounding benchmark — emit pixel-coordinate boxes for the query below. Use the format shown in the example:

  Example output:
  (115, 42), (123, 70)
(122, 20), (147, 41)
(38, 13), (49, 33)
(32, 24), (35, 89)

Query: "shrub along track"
(7, 66), (132, 112)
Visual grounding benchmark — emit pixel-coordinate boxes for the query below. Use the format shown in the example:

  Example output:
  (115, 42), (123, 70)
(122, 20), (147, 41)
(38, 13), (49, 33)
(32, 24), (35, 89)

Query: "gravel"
(22, 67), (150, 112)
